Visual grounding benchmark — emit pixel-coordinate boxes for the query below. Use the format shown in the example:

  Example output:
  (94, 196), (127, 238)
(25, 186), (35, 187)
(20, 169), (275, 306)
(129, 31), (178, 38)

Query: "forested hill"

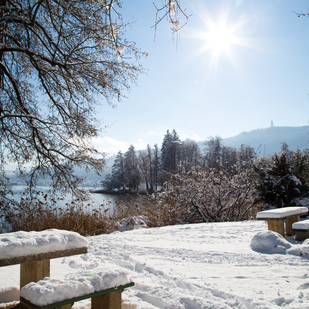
(219, 125), (309, 156)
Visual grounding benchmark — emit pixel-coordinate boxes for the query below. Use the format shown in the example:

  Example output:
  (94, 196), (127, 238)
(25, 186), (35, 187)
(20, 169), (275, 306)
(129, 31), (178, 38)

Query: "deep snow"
(1, 220), (309, 308)
(0, 229), (88, 259)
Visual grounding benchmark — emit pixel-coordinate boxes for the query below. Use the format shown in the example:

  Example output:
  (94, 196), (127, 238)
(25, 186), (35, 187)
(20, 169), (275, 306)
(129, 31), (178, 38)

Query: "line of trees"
(103, 130), (309, 223)
(102, 131), (255, 193)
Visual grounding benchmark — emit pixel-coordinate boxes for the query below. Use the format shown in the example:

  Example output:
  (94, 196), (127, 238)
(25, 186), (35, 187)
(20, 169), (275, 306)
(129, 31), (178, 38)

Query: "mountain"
(220, 125), (309, 156)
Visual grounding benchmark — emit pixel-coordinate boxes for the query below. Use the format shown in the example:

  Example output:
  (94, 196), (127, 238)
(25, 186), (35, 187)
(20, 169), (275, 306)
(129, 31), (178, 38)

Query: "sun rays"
(190, 5), (253, 72)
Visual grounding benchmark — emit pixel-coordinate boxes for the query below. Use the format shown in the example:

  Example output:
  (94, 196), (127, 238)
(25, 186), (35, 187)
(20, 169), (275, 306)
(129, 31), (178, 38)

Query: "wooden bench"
(292, 219), (309, 241)
(20, 275), (134, 309)
(256, 206), (308, 237)
(0, 230), (88, 289)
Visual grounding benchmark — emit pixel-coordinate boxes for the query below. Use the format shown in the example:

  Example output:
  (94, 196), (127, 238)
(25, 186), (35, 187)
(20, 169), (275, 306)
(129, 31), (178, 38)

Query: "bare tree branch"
(0, 0), (145, 195)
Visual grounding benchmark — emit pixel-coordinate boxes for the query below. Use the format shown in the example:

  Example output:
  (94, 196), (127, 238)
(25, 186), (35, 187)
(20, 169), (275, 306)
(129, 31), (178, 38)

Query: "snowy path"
(1, 220), (309, 308)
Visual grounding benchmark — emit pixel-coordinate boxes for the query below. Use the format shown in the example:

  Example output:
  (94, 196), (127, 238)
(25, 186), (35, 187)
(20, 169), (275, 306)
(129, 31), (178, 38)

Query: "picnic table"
(0, 229), (88, 289)
(0, 229), (134, 309)
(256, 206), (308, 237)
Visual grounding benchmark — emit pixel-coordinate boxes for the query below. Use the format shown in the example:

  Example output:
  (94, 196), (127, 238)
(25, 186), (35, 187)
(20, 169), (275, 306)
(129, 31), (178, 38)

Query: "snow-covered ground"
(1, 220), (309, 308)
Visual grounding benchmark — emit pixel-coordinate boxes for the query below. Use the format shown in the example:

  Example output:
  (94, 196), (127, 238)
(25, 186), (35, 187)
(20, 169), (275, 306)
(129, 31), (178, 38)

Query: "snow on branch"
(152, 0), (191, 39)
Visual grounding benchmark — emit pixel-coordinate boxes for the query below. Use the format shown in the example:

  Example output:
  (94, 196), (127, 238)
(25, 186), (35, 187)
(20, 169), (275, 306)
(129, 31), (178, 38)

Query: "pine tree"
(256, 144), (309, 207)
(102, 151), (125, 190)
(161, 129), (181, 173)
(124, 145), (141, 191)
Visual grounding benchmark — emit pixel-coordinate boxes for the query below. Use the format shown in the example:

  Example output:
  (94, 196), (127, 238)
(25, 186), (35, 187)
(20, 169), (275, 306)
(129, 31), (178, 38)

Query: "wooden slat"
(0, 247), (87, 267)
(20, 283), (135, 309)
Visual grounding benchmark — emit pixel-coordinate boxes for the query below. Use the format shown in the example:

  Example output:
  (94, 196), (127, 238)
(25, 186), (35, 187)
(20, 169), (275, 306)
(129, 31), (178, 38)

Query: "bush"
(155, 163), (262, 223)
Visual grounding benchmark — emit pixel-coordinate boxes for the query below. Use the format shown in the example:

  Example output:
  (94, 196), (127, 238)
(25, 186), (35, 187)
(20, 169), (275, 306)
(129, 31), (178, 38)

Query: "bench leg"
(285, 216), (300, 236)
(91, 290), (123, 309)
(268, 220), (284, 237)
(295, 231), (309, 241)
(20, 259), (50, 289)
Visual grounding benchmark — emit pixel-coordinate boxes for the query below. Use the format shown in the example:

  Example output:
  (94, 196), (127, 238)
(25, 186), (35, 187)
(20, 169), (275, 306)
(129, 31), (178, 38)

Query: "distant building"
(271, 120), (274, 128)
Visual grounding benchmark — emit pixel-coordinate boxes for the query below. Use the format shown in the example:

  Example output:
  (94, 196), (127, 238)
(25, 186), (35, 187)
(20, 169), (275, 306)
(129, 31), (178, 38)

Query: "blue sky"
(92, 0), (309, 156)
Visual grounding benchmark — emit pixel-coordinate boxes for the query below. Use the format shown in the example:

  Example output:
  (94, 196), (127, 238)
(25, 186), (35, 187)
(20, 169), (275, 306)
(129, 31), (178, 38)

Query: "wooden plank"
(92, 290), (122, 309)
(0, 247), (87, 267)
(20, 260), (50, 289)
(20, 283), (134, 309)
(285, 216), (300, 236)
(268, 220), (284, 237)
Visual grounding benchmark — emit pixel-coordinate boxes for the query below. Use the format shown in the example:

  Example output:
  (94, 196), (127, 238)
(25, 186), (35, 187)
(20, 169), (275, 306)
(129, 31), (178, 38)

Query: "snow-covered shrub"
(115, 216), (149, 232)
(155, 162), (261, 223)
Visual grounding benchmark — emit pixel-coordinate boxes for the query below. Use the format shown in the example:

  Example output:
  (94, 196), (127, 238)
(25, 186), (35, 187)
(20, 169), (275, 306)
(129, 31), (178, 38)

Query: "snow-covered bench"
(292, 219), (309, 241)
(256, 206), (308, 237)
(20, 268), (134, 309)
(0, 229), (88, 289)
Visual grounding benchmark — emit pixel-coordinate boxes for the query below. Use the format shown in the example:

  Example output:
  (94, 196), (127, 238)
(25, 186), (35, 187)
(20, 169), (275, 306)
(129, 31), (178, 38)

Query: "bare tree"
(0, 0), (146, 195)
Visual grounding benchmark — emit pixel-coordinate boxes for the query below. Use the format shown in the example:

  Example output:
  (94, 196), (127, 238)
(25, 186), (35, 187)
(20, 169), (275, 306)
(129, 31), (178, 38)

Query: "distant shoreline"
(89, 189), (148, 195)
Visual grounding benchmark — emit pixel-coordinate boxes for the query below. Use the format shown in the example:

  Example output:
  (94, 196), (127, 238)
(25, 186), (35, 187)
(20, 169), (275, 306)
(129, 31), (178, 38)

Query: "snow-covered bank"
(1, 220), (309, 308)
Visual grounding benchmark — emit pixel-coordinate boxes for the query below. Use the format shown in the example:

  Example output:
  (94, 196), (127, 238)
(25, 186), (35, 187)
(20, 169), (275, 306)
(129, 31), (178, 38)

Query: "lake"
(9, 186), (146, 212)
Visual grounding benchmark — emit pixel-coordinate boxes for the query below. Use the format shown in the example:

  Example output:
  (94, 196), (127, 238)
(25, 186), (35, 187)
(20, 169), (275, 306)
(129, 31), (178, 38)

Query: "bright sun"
(190, 8), (252, 72)
(204, 21), (239, 57)
(207, 24), (234, 54)
(192, 11), (247, 65)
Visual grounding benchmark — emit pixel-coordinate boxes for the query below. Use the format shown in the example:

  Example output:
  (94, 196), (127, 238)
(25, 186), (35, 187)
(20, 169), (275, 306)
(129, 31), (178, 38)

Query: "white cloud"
(90, 137), (130, 156)
(90, 137), (148, 157)
(179, 133), (201, 142)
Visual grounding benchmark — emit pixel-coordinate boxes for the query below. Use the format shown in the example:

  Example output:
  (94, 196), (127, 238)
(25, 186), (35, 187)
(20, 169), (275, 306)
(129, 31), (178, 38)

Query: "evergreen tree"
(124, 145), (141, 191)
(102, 151), (125, 190)
(161, 129), (181, 173)
(256, 144), (309, 207)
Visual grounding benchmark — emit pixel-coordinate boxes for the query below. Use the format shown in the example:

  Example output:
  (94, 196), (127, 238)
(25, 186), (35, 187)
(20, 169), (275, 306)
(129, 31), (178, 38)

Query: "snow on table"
(0, 229), (88, 259)
(20, 266), (132, 306)
(256, 206), (308, 219)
